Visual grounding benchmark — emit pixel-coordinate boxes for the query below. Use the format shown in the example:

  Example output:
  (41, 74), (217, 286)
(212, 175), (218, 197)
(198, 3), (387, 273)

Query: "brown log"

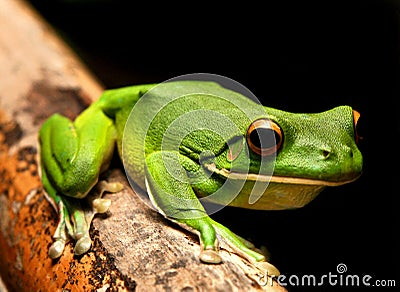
(0, 0), (286, 291)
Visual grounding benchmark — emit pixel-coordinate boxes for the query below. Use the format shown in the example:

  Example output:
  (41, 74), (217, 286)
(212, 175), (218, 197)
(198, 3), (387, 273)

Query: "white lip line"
(204, 163), (359, 187)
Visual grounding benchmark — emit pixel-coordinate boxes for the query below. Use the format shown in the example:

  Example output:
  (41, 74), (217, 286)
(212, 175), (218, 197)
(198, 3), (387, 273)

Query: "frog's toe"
(210, 219), (266, 263)
(199, 248), (222, 264)
(74, 236), (92, 256)
(48, 201), (69, 259)
(86, 180), (122, 218)
(49, 239), (66, 259)
(255, 261), (280, 277)
(95, 180), (124, 196)
(92, 198), (111, 214)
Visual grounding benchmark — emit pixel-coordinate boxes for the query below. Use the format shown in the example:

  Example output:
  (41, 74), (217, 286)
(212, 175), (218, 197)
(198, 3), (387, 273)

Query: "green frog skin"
(38, 81), (362, 275)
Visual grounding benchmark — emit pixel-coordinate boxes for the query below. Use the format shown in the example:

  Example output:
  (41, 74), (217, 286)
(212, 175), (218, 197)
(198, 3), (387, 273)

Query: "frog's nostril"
(321, 149), (331, 159)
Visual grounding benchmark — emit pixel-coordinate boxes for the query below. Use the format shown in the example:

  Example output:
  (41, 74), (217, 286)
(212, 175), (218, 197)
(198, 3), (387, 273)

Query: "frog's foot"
(199, 247), (222, 264)
(175, 215), (279, 275)
(209, 219), (280, 276)
(48, 200), (69, 259)
(48, 180), (123, 259)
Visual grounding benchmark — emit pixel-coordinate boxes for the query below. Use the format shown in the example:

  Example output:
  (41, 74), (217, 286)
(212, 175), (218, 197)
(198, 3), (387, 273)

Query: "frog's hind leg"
(39, 111), (118, 258)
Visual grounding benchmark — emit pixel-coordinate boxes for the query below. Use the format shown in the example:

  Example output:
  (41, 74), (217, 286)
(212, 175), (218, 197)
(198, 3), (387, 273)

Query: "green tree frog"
(38, 79), (362, 275)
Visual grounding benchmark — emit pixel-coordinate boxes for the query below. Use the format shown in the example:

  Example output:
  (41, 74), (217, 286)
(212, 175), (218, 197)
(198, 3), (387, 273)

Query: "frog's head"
(264, 105), (362, 183)
(204, 105), (363, 210)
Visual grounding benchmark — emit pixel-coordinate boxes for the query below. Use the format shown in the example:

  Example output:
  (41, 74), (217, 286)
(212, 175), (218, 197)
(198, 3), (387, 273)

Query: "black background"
(29, 0), (398, 290)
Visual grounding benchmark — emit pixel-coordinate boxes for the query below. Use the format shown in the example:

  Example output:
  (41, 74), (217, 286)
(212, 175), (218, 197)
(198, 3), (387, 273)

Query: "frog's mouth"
(204, 163), (360, 187)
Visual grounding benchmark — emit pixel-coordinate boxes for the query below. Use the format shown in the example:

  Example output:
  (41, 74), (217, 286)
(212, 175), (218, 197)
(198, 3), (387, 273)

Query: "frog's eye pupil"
(247, 119), (283, 156)
(249, 128), (278, 149)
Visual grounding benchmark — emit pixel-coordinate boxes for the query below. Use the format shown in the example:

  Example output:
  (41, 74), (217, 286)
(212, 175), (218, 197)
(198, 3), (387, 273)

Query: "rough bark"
(0, 0), (286, 291)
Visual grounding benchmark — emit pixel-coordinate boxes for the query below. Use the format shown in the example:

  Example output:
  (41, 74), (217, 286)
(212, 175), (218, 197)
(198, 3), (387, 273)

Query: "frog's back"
(118, 81), (264, 189)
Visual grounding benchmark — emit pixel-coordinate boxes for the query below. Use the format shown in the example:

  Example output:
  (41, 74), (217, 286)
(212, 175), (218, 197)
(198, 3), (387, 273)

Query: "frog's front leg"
(144, 151), (280, 276)
(39, 110), (118, 258)
(145, 151), (222, 262)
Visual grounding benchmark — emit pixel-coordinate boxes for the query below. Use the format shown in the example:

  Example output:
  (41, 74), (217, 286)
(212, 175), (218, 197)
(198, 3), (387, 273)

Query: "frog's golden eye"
(247, 119), (283, 156)
(352, 109), (362, 144)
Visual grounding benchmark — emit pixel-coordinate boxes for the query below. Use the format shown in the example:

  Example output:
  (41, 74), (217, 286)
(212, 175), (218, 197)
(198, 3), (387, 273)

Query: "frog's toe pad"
(74, 236), (92, 256)
(49, 240), (66, 259)
(97, 181), (124, 194)
(199, 248), (222, 264)
(256, 261), (280, 277)
(92, 198), (111, 213)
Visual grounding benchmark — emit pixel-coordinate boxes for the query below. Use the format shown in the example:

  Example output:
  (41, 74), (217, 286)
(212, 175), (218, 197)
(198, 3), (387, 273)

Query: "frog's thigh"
(39, 114), (79, 194)
(145, 151), (221, 263)
(39, 113), (115, 198)
(39, 114), (94, 198)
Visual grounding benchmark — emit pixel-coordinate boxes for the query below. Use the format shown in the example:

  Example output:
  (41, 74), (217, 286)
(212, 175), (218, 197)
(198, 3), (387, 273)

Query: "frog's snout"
(337, 146), (363, 181)
(315, 142), (363, 182)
